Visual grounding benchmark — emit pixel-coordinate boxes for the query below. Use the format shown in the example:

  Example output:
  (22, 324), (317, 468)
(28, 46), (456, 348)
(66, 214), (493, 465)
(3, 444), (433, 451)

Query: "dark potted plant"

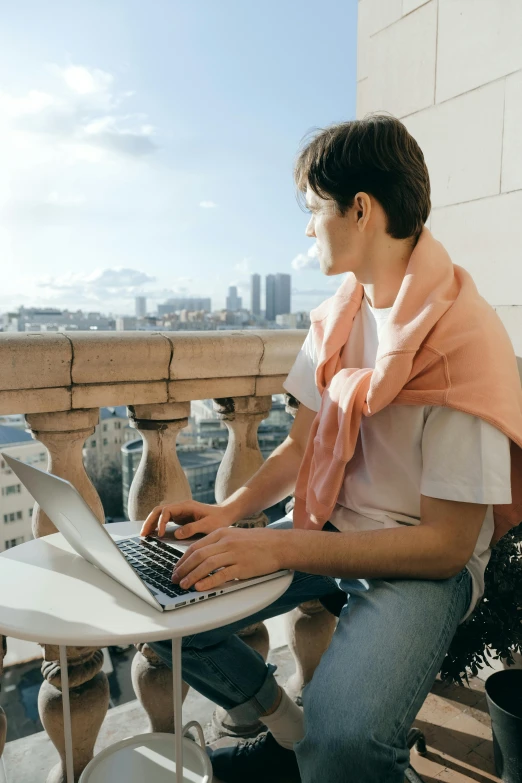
(440, 521), (522, 685)
(440, 522), (522, 782)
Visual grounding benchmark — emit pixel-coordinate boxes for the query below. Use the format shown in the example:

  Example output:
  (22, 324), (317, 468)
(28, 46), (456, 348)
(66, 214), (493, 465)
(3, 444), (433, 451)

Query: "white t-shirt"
(282, 295), (512, 621)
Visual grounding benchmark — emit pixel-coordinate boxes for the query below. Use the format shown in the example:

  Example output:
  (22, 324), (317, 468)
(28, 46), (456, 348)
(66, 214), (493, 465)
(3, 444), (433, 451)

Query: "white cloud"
(83, 115), (157, 157)
(0, 90), (58, 117)
(45, 191), (85, 206)
(307, 242), (318, 258)
(37, 267), (156, 302)
(59, 65), (113, 96)
(199, 200), (217, 208)
(0, 63), (158, 165)
(291, 253), (319, 271)
(291, 241), (320, 271)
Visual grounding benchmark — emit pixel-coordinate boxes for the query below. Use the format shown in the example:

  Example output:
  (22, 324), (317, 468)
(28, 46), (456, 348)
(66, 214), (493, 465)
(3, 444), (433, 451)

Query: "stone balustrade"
(0, 329), (336, 782)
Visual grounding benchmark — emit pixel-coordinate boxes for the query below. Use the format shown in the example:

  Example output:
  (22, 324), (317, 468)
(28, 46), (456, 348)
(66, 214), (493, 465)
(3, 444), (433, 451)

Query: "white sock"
(262, 687), (305, 750)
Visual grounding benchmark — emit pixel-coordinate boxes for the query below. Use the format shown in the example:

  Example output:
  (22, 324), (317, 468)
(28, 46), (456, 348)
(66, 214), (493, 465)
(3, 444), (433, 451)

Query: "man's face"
(304, 184), (362, 277)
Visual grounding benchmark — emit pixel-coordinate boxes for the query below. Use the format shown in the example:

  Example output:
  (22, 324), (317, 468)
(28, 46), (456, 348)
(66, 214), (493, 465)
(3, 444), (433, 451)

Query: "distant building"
(0, 426), (48, 552)
(115, 316), (137, 331)
(251, 274), (261, 315)
(226, 286), (242, 312)
(135, 296), (147, 318)
(265, 275), (276, 321)
(265, 273), (291, 321)
(275, 273), (291, 317)
(3, 308), (115, 332)
(83, 406), (138, 472)
(157, 298), (211, 317)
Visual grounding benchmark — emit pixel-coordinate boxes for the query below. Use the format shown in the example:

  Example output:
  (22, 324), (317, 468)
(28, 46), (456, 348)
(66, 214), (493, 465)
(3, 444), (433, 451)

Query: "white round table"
(0, 521), (293, 783)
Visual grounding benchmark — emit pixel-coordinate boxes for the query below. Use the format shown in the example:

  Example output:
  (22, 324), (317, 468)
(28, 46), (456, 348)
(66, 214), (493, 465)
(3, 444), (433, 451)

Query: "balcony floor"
(3, 645), (500, 783)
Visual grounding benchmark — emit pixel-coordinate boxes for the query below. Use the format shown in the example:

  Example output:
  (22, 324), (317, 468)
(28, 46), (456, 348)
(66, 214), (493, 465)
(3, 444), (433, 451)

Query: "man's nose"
(305, 219), (315, 238)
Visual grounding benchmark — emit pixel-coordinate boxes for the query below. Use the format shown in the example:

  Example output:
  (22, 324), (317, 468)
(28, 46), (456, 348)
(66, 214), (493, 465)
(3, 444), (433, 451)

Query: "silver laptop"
(1, 453), (290, 612)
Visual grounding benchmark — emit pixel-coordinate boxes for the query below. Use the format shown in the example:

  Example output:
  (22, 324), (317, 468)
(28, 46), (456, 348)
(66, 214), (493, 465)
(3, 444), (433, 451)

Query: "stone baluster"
(284, 600), (337, 704)
(25, 410), (108, 783)
(211, 395), (272, 737)
(126, 402), (192, 732)
(26, 410), (104, 537)
(40, 646), (109, 783)
(282, 394), (337, 704)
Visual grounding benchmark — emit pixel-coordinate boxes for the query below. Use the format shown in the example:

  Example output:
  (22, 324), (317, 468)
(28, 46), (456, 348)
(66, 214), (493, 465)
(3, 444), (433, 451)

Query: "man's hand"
(171, 527), (286, 592)
(140, 500), (237, 539)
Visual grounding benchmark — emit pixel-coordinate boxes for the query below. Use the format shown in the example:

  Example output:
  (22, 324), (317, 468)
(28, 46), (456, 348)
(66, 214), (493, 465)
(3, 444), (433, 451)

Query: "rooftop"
(99, 405), (129, 420)
(0, 426), (32, 447)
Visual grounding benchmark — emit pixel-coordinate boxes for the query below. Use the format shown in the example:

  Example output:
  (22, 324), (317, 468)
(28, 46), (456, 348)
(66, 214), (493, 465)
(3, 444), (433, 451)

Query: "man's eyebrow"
(305, 202), (316, 210)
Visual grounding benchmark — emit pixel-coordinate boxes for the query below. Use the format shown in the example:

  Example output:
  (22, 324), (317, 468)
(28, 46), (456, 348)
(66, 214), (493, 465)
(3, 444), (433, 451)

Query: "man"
(142, 115), (518, 783)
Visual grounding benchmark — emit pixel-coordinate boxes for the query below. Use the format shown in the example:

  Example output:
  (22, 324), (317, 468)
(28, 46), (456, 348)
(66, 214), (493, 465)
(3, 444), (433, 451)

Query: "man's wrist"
(218, 498), (245, 525)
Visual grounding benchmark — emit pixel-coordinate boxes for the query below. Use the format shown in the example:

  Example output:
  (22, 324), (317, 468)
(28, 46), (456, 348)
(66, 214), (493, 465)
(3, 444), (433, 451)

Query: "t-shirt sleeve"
(421, 407), (512, 505)
(282, 328), (322, 412)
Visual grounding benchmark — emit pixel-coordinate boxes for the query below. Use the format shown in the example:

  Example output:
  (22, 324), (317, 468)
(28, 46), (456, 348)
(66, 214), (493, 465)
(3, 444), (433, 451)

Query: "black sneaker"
(208, 730), (301, 783)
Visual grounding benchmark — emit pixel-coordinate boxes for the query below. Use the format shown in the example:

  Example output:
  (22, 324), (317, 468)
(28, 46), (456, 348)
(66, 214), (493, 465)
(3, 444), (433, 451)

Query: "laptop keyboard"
(116, 536), (195, 599)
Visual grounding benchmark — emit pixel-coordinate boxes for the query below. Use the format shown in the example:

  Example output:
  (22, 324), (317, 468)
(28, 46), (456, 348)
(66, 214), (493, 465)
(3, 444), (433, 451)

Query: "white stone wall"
(357, 0), (522, 354)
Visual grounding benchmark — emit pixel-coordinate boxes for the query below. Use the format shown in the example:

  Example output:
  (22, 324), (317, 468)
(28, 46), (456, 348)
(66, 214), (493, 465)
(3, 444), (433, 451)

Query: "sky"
(0, 0), (358, 316)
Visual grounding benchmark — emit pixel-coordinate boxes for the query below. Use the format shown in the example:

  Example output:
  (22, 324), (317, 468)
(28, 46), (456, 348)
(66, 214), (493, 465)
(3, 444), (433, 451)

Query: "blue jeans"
(150, 519), (472, 783)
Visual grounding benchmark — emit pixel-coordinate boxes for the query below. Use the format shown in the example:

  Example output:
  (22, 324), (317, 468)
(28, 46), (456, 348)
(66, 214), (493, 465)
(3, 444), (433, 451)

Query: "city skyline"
(0, 0), (357, 316)
(2, 267), (301, 324)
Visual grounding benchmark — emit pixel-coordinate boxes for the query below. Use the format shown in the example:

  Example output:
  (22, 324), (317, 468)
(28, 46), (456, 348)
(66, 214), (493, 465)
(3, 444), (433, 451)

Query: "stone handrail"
(0, 329), (336, 782)
(0, 330), (303, 415)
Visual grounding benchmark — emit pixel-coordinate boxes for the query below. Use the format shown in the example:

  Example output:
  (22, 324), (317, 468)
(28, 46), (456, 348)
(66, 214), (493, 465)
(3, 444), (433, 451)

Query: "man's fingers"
(174, 518), (216, 539)
(194, 566), (239, 592)
(158, 509), (172, 538)
(172, 537), (223, 580)
(140, 507), (162, 535)
(175, 553), (230, 590)
(140, 502), (197, 537)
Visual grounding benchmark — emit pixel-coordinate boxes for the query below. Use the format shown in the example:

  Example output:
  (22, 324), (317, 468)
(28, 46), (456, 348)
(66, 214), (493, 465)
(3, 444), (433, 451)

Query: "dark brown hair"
(294, 114), (431, 240)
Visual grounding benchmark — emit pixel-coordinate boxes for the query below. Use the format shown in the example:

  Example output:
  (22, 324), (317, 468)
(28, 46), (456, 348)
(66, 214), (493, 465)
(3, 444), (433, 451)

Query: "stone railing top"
(0, 330), (307, 415)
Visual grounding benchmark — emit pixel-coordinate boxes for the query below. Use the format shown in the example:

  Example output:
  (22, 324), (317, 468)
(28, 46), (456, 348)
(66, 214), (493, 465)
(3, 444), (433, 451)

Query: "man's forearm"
(220, 438), (303, 522)
(276, 526), (466, 580)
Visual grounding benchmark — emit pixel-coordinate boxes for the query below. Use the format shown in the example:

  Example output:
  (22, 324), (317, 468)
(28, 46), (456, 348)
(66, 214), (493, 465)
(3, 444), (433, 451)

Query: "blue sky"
(0, 0), (357, 315)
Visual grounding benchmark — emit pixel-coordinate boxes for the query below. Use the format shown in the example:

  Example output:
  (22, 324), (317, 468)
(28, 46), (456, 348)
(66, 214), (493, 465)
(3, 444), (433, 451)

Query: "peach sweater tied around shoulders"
(292, 228), (522, 546)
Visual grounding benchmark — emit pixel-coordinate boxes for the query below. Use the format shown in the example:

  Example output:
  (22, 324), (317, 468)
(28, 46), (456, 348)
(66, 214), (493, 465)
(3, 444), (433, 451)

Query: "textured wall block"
(70, 332), (171, 384)
(437, 0), (522, 103)
(494, 306), (522, 357)
(431, 190), (522, 306)
(360, 0), (402, 37)
(0, 333), (71, 391)
(169, 331), (263, 380)
(362, 1), (437, 118)
(404, 80), (504, 207)
(402, 0), (431, 15)
(502, 70), (522, 193)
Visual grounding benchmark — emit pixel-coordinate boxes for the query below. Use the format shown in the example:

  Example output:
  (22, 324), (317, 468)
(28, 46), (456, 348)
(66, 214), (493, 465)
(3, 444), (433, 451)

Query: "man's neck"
(357, 236), (415, 309)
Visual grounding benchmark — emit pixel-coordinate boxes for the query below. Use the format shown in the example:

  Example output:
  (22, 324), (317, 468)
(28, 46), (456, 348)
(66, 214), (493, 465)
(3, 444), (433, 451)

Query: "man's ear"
(355, 192), (371, 229)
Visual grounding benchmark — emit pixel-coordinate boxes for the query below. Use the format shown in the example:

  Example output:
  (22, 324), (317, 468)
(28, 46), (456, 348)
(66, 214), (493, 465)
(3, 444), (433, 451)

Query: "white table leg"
(59, 645), (74, 783)
(172, 637), (183, 783)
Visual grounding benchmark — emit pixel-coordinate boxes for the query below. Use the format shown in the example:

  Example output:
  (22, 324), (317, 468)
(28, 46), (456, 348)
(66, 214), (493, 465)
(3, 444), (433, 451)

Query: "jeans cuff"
(225, 663), (279, 723)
